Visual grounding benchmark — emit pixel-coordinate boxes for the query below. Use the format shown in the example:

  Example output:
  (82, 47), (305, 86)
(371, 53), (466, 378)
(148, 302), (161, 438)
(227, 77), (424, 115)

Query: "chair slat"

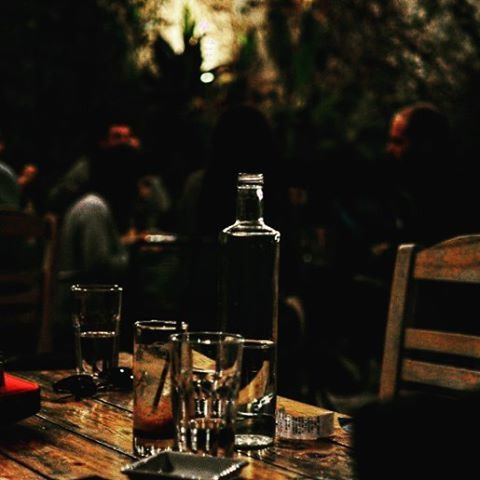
(379, 245), (417, 401)
(0, 212), (57, 356)
(402, 359), (480, 391)
(415, 235), (480, 283)
(405, 329), (480, 359)
(0, 212), (45, 237)
(0, 271), (39, 285)
(381, 236), (480, 399)
(0, 289), (40, 306)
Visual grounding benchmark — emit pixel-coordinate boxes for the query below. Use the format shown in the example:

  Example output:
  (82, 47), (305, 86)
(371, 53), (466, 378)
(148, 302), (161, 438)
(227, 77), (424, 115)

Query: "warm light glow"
(139, 0), (266, 71)
(200, 72), (215, 83)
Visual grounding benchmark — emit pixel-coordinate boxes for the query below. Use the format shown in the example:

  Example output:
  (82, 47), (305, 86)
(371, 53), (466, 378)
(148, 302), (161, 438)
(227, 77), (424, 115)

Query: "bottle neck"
(236, 185), (264, 223)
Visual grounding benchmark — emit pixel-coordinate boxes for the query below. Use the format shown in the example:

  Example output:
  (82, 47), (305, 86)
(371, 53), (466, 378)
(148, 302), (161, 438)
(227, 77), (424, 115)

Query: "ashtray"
(121, 451), (248, 480)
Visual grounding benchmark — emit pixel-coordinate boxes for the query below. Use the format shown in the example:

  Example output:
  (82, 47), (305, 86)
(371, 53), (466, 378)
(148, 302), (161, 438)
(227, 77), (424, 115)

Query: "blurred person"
(182, 106), (287, 328)
(55, 138), (145, 353)
(18, 163), (38, 188)
(58, 141), (142, 283)
(133, 174), (171, 232)
(385, 103), (480, 340)
(330, 104), (472, 407)
(176, 168), (205, 236)
(180, 105), (305, 398)
(99, 124), (140, 150)
(18, 163), (40, 212)
(387, 102), (450, 164)
(48, 124), (171, 228)
(302, 146), (395, 407)
(385, 102), (465, 243)
(306, 104), (458, 407)
(0, 131), (20, 209)
(0, 161), (20, 210)
(329, 103), (459, 284)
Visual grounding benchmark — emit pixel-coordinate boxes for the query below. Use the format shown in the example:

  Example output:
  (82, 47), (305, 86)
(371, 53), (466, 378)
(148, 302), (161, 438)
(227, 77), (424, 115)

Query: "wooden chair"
(0, 211), (57, 356)
(380, 235), (480, 400)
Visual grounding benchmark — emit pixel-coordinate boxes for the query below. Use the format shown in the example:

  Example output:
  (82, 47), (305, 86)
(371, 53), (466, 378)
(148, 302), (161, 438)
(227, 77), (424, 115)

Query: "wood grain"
(237, 458), (302, 479)
(4, 368), (355, 479)
(0, 453), (47, 480)
(251, 440), (354, 480)
(379, 244), (417, 400)
(16, 371), (134, 455)
(380, 235), (480, 400)
(415, 235), (480, 283)
(14, 372), (313, 479)
(402, 359), (480, 391)
(405, 328), (480, 358)
(0, 416), (133, 480)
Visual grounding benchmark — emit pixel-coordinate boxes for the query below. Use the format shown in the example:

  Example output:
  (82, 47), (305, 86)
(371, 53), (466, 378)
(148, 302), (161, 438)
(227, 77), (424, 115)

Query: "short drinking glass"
(235, 339), (276, 449)
(72, 284), (123, 377)
(170, 332), (244, 457)
(133, 320), (188, 457)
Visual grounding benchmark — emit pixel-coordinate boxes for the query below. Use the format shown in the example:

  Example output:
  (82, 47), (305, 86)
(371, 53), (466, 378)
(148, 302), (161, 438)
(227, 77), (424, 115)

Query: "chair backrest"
(380, 235), (480, 400)
(0, 211), (57, 355)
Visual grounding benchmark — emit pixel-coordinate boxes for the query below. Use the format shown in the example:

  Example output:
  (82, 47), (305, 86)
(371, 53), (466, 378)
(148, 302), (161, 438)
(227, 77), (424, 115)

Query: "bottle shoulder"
(221, 220), (280, 239)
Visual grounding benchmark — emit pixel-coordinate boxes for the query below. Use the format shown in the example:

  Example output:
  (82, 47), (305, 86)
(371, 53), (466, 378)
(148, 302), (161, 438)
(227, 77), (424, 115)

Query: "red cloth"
(0, 373), (40, 424)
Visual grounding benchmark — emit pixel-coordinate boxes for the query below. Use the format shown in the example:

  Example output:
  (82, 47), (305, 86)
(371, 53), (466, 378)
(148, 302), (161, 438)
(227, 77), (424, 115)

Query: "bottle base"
(235, 433), (274, 449)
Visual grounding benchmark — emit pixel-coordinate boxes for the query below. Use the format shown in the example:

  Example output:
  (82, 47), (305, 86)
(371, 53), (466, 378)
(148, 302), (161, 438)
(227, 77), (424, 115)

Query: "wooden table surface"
(0, 369), (355, 480)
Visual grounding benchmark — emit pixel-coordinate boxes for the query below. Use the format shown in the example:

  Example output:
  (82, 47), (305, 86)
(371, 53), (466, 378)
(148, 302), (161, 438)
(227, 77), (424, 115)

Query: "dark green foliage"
(243, 0), (480, 176)
(2, 0), (480, 188)
(138, 6), (207, 195)
(0, 0), (145, 172)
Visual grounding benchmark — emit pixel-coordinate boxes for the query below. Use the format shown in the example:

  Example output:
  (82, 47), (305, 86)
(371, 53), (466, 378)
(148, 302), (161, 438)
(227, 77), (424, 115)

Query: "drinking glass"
(235, 339), (276, 449)
(170, 332), (244, 457)
(133, 320), (188, 457)
(72, 284), (123, 377)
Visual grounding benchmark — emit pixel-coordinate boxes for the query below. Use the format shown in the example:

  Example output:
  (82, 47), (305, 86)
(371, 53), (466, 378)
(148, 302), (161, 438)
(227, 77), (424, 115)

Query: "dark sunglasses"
(53, 367), (133, 399)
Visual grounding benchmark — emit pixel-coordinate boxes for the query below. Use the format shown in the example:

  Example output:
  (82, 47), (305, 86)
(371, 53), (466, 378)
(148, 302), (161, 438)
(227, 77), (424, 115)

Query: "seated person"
(0, 160), (20, 209)
(49, 124), (171, 228)
(55, 142), (142, 353)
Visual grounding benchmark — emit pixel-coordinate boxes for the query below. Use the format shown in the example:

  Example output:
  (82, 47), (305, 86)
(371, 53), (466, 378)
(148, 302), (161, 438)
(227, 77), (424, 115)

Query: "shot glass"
(72, 284), (123, 377)
(235, 339), (276, 449)
(133, 320), (188, 457)
(170, 332), (244, 457)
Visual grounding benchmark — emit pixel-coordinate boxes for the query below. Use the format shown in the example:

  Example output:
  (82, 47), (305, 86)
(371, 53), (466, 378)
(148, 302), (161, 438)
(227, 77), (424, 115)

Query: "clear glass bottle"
(219, 173), (280, 341)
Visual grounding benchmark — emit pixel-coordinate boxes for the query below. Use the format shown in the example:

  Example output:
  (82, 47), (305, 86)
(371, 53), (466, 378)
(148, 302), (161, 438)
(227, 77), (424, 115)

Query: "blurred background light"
(200, 72), (215, 83)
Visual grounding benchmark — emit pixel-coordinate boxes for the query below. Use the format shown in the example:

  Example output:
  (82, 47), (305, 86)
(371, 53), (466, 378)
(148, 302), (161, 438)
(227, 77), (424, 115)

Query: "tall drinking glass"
(72, 284), (123, 377)
(170, 332), (244, 457)
(133, 320), (187, 457)
(235, 339), (276, 449)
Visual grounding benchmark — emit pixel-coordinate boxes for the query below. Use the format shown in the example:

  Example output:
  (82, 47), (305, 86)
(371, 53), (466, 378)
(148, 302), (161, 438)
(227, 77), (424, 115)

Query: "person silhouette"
(0, 131), (20, 210)
(181, 105), (286, 330)
(0, 161), (20, 210)
(55, 133), (145, 354)
(385, 102), (462, 244)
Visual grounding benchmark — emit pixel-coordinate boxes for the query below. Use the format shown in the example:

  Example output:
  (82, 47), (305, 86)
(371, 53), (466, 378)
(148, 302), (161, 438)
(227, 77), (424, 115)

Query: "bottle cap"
(238, 172), (264, 186)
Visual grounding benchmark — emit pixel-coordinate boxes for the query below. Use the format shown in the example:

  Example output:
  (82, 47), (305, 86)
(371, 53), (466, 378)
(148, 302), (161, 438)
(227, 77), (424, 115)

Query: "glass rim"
(71, 284), (123, 293)
(169, 331), (244, 345)
(134, 320), (187, 331)
(242, 339), (275, 348)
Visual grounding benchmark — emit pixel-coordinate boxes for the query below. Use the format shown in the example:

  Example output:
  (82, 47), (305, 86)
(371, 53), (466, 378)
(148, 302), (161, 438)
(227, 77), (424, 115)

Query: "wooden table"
(0, 369), (354, 480)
